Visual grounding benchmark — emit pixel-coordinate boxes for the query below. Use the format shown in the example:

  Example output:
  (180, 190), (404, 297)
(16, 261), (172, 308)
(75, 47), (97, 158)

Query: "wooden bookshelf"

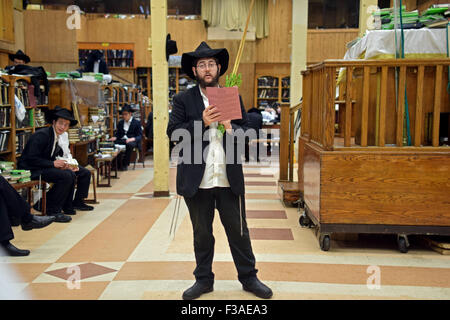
(136, 66), (195, 107)
(254, 74), (290, 109)
(0, 75), (50, 164)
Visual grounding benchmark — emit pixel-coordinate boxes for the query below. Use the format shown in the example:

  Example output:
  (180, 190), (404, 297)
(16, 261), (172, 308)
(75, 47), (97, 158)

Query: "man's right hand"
(54, 159), (67, 169)
(109, 137), (117, 142)
(203, 105), (221, 127)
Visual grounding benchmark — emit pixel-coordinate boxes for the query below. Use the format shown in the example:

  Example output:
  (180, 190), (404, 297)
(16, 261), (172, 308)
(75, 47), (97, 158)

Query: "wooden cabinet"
(0, 0), (14, 43)
(254, 74), (290, 109)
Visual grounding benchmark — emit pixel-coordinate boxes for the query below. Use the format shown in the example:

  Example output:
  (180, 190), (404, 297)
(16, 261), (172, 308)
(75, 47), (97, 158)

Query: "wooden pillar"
(151, 0), (170, 197)
(290, 0), (308, 106)
(359, 0), (379, 37)
(279, 103), (290, 182)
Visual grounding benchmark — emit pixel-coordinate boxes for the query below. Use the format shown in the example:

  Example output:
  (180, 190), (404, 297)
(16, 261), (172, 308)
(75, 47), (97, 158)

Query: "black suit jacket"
(17, 126), (63, 177)
(115, 118), (143, 144)
(167, 85), (248, 198)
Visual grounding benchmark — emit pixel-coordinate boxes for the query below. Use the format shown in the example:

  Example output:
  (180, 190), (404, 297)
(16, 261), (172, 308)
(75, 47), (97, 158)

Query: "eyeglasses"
(196, 62), (217, 70)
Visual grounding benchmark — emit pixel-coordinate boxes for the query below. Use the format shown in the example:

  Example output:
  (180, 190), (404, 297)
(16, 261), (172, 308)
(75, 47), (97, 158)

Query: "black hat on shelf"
(9, 50), (30, 64)
(119, 104), (136, 114)
(166, 33), (178, 61)
(181, 41), (229, 80)
(46, 106), (78, 127)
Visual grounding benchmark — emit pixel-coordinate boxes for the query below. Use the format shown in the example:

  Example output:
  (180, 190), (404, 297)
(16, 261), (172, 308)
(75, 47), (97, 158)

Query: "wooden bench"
(12, 180), (47, 215)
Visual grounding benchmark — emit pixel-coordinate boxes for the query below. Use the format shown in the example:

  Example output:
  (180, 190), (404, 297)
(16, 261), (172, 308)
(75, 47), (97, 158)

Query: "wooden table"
(11, 180), (47, 215)
(69, 138), (97, 167)
(95, 151), (121, 187)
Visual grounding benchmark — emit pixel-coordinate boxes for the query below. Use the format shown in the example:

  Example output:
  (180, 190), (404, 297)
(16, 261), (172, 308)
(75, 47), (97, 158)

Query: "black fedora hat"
(181, 41), (229, 80)
(119, 104), (136, 114)
(9, 50), (30, 64)
(46, 106), (78, 127)
(166, 33), (178, 61)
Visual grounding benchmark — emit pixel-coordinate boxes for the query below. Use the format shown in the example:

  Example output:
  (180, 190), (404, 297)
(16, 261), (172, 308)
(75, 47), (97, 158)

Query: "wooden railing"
(301, 59), (450, 151)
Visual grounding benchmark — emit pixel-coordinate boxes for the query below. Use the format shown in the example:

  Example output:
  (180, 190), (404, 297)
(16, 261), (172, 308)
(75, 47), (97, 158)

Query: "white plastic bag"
(14, 95), (26, 122)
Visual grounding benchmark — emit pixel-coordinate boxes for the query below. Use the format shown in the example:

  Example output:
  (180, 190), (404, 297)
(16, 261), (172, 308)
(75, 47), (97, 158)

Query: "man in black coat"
(0, 176), (55, 256)
(110, 104), (143, 170)
(167, 42), (272, 300)
(0, 175), (55, 256)
(17, 106), (93, 223)
(84, 50), (109, 74)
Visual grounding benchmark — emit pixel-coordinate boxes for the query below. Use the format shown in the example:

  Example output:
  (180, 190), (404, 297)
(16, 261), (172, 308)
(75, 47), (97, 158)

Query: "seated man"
(0, 175), (55, 256)
(109, 104), (142, 171)
(17, 106), (93, 223)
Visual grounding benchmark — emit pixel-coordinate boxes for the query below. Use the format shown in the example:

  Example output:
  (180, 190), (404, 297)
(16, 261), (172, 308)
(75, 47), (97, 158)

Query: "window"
(308, 0), (360, 29)
(25, 0), (201, 15)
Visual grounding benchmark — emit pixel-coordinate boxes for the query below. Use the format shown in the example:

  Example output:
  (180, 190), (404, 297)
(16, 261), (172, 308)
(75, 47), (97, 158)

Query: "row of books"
(374, 4), (449, 30)
(258, 77), (279, 87)
(68, 128), (80, 143)
(15, 81), (31, 107)
(16, 131), (32, 154)
(258, 89), (278, 99)
(34, 108), (46, 127)
(0, 81), (10, 106)
(0, 131), (10, 152)
(89, 106), (107, 124)
(107, 49), (134, 60)
(0, 161), (14, 182)
(3, 169), (31, 184)
(0, 107), (11, 127)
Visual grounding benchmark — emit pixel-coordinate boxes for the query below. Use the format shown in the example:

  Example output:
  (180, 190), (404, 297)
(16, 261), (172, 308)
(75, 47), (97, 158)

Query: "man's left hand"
(219, 120), (232, 132)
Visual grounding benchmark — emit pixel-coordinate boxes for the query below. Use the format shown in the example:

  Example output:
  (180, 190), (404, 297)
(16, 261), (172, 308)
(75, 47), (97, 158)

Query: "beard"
(196, 72), (220, 88)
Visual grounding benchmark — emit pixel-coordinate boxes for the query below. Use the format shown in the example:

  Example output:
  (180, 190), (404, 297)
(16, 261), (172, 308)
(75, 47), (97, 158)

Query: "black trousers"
(34, 166), (91, 214)
(183, 187), (258, 285)
(116, 139), (138, 168)
(0, 176), (33, 242)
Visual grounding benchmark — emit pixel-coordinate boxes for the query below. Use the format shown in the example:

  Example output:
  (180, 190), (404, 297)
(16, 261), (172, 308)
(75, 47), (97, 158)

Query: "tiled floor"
(1, 155), (450, 300)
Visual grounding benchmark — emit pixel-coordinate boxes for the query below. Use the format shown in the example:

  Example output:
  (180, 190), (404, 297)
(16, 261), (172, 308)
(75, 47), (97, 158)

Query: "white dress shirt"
(198, 86), (230, 189)
(93, 60), (100, 73)
(51, 127), (59, 157)
(58, 132), (73, 159)
(122, 116), (133, 140)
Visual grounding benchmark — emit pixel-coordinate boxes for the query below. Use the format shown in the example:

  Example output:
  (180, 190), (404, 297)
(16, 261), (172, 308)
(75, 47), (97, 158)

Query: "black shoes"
(182, 278), (272, 300)
(242, 278), (273, 299)
(21, 215), (56, 231)
(63, 207), (77, 215)
(182, 282), (214, 300)
(73, 201), (94, 211)
(47, 212), (72, 223)
(1, 242), (30, 256)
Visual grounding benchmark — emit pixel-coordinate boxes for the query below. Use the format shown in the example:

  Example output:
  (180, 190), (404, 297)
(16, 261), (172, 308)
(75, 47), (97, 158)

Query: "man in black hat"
(167, 42), (273, 300)
(84, 50), (109, 74)
(8, 50), (30, 65)
(109, 104), (143, 171)
(18, 106), (93, 222)
(0, 175), (56, 256)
